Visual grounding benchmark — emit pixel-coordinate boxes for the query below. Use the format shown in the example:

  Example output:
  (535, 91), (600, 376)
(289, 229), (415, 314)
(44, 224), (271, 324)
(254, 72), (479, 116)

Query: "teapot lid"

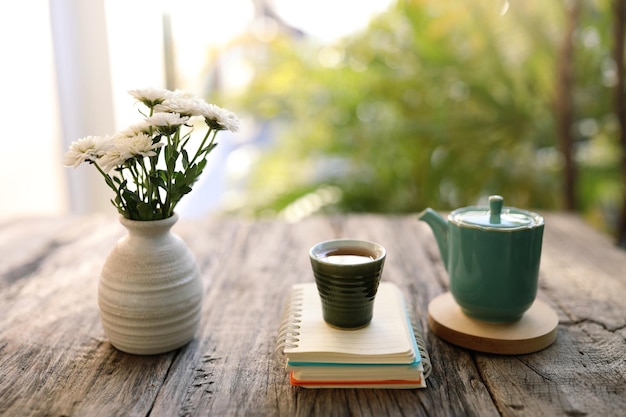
(449, 195), (544, 230)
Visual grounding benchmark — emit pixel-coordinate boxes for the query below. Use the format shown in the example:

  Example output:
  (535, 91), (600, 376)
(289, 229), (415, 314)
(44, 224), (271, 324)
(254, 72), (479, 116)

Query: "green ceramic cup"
(309, 239), (386, 329)
(419, 195), (544, 323)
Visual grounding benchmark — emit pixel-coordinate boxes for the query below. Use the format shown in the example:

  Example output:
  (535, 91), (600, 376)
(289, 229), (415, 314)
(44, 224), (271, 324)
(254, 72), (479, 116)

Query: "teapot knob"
(489, 195), (504, 223)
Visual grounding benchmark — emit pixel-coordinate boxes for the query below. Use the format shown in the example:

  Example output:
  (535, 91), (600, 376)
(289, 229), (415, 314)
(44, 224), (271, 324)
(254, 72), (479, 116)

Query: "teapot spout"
(417, 208), (449, 268)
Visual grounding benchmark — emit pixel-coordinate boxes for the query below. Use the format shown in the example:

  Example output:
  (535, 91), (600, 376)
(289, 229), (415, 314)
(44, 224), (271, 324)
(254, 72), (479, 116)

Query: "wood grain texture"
(0, 213), (624, 417)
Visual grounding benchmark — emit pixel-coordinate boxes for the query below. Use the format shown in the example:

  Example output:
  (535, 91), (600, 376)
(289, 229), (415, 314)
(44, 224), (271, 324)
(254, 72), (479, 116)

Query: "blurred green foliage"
(232, 0), (623, 233)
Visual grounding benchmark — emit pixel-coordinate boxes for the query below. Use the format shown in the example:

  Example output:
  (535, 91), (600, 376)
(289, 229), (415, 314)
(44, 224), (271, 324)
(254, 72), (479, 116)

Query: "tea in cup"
(309, 239), (386, 329)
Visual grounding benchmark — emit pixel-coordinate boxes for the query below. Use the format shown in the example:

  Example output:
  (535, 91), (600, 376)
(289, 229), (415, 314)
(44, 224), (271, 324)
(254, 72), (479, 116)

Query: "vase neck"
(119, 214), (178, 238)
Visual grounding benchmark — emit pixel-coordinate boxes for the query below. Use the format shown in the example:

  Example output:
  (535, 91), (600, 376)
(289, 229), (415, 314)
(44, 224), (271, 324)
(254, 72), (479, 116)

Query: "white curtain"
(0, 1), (69, 218)
(49, 0), (167, 216)
(50, 0), (116, 214)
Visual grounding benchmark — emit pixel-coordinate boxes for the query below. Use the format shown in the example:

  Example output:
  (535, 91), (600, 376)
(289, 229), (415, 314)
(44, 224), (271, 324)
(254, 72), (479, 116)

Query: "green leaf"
(182, 149), (190, 170)
(203, 143), (218, 155)
(197, 159), (207, 173)
(174, 171), (187, 186)
(149, 174), (166, 190)
(167, 149), (179, 172)
(122, 190), (139, 203)
(136, 201), (154, 219)
(179, 185), (193, 196)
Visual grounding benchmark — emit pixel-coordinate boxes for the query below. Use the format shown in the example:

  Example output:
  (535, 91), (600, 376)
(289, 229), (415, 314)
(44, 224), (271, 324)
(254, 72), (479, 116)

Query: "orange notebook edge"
(289, 371), (426, 389)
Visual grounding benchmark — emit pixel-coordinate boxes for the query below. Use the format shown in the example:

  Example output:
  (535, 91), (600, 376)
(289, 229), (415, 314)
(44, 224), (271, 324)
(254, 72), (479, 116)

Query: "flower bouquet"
(63, 88), (239, 354)
(64, 87), (239, 220)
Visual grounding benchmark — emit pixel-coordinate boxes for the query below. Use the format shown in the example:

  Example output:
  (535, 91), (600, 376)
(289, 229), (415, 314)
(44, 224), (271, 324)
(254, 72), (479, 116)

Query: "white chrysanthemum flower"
(118, 120), (152, 138)
(200, 103), (240, 132)
(145, 112), (190, 135)
(63, 135), (113, 168)
(153, 97), (206, 117)
(219, 109), (240, 132)
(145, 112), (189, 128)
(169, 89), (197, 100)
(117, 133), (164, 158)
(128, 87), (172, 107)
(99, 147), (132, 173)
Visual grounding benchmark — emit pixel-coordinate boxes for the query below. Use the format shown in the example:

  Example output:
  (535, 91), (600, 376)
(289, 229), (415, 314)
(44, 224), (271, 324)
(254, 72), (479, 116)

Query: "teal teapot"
(418, 195), (544, 322)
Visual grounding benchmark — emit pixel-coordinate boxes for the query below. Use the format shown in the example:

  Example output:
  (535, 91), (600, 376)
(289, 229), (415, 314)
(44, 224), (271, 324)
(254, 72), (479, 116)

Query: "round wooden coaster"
(427, 292), (558, 355)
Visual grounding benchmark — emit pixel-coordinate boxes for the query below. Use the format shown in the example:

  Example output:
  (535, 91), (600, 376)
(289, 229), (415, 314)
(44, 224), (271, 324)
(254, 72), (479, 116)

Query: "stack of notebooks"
(275, 282), (431, 388)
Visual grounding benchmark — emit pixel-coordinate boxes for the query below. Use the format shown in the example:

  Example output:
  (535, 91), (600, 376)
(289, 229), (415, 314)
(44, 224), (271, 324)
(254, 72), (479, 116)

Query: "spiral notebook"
(275, 282), (431, 389)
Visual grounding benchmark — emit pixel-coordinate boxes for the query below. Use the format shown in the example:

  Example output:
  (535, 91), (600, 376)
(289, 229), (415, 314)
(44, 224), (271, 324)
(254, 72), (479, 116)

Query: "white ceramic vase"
(98, 214), (203, 355)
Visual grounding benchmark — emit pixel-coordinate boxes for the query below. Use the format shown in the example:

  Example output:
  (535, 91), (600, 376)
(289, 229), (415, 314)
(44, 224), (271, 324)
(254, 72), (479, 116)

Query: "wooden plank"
(0, 213), (623, 417)
(0, 215), (180, 417)
(0, 216), (83, 285)
(0, 215), (245, 416)
(418, 212), (626, 417)
(150, 217), (337, 416)
(148, 215), (502, 417)
(540, 214), (626, 329)
(337, 215), (502, 417)
(476, 319), (626, 416)
(475, 212), (626, 417)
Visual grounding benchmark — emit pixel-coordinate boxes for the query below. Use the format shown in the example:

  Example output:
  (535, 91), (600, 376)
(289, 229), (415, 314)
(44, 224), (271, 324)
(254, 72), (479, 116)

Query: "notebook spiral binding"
(275, 286), (432, 380)
(274, 286), (305, 359)
(407, 305), (432, 379)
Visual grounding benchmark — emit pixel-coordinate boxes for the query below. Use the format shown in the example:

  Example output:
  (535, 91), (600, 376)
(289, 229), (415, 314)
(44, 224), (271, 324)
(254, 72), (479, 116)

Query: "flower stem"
(189, 128), (216, 167)
(93, 162), (128, 214)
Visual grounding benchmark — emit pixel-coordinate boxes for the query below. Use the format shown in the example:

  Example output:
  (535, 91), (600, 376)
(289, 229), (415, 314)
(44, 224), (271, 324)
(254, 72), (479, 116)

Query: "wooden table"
(1, 213), (625, 417)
